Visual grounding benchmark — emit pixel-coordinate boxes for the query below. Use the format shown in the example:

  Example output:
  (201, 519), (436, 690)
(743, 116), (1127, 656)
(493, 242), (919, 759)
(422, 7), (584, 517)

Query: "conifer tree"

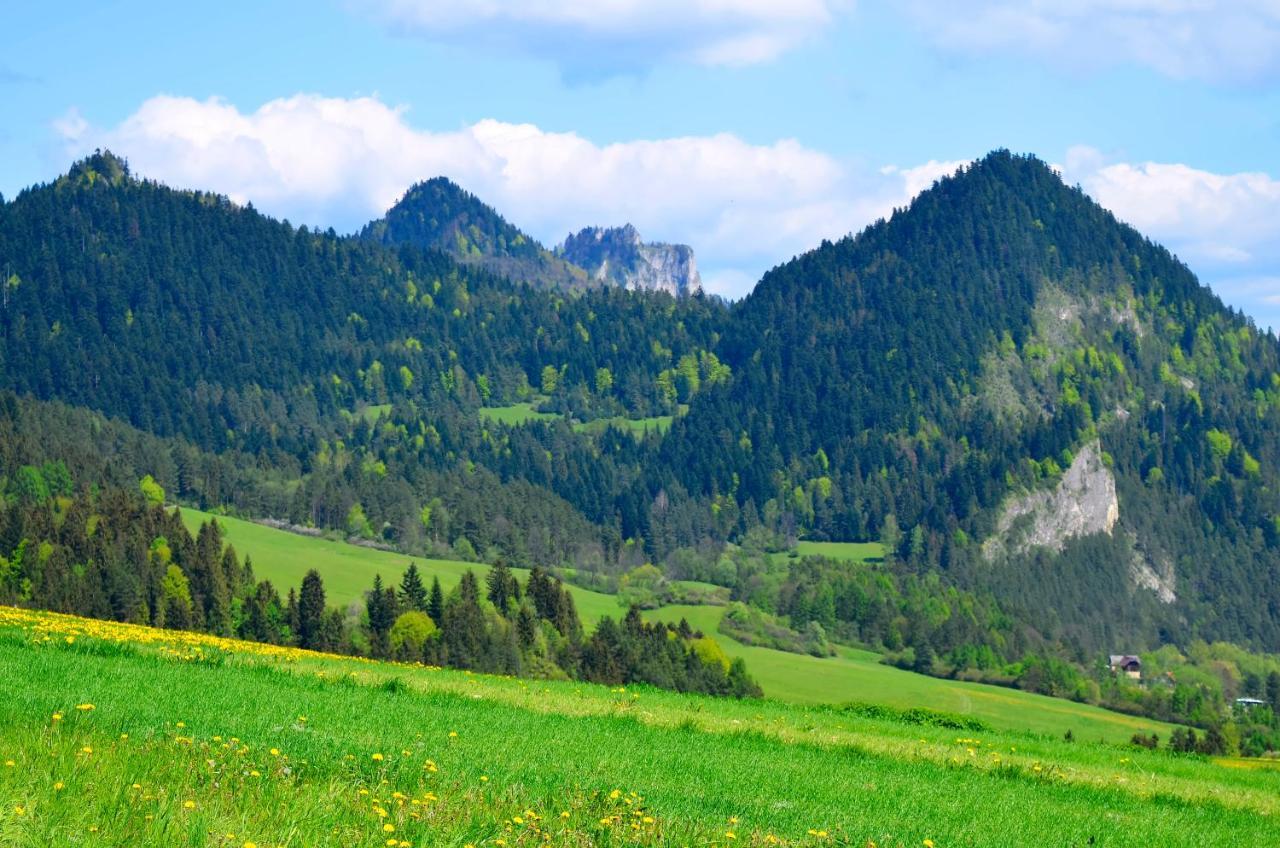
(298, 569), (327, 650)
(428, 576), (444, 623)
(399, 562), (428, 612)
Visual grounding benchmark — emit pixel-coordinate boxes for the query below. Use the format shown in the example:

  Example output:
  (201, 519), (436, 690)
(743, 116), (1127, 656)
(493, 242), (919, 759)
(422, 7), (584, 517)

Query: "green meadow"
(0, 606), (1274, 847)
(178, 511), (1171, 742)
(176, 509), (619, 625)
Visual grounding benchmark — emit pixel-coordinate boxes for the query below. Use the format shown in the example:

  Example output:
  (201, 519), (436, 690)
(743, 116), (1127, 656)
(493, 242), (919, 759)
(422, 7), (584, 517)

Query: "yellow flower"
(81, 746), (93, 755)
(383, 823), (395, 833)
(372, 753), (384, 761)
(924, 841), (936, 848)
(183, 800), (196, 810)
(270, 748), (280, 757)
(244, 843), (258, 848)
(14, 805), (24, 816)
(479, 775), (488, 782)
(3, 760), (14, 767)
(52, 713), (63, 722)
(76, 703), (95, 711)
(131, 783), (141, 790)
(54, 781), (65, 791)
(726, 832), (736, 840)
(560, 811), (570, 819)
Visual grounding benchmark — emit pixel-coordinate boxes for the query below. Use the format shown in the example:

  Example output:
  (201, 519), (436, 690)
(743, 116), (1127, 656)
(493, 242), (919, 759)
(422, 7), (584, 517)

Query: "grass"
(478, 402), (560, 427)
(645, 605), (1177, 743)
(572, 416), (673, 436)
(176, 509), (619, 625)
(769, 542), (885, 567)
(180, 511), (1182, 744)
(0, 606), (1273, 847)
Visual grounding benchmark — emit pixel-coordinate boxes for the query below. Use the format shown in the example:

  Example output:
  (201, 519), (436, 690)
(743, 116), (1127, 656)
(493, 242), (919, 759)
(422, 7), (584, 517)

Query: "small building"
(1109, 654), (1142, 680)
(1234, 697), (1267, 712)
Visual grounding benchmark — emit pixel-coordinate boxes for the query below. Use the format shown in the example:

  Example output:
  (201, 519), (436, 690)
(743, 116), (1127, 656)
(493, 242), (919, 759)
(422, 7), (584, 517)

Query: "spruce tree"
(428, 576), (444, 624)
(298, 569), (327, 650)
(399, 562), (428, 612)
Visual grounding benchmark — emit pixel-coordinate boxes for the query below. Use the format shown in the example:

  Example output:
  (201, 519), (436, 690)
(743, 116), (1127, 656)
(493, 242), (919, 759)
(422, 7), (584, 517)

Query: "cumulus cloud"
(58, 93), (942, 297)
(1062, 146), (1280, 330)
(903, 1), (1280, 83)
(348, 0), (844, 75)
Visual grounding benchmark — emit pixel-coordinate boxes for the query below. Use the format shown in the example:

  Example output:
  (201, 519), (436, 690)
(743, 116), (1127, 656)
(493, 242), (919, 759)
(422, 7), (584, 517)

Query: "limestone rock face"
(559, 225), (702, 297)
(984, 441), (1119, 557)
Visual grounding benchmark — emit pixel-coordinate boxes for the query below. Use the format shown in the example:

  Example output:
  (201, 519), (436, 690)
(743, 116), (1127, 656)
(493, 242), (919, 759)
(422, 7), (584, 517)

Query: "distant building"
(1109, 654), (1142, 680)
(1234, 697), (1267, 712)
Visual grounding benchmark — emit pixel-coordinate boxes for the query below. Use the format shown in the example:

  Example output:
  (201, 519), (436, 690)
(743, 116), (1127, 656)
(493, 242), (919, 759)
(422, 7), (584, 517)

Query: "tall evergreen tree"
(298, 569), (327, 650)
(399, 562), (428, 612)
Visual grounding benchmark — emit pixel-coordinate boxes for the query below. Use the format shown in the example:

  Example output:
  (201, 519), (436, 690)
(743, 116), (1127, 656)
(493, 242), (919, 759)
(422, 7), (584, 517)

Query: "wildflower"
(76, 703), (95, 711)
(4, 760), (13, 767)
(560, 811), (570, 819)
(383, 824), (395, 833)
(480, 775), (489, 782)
(448, 731), (458, 738)
(54, 781), (65, 791)
(924, 841), (936, 848)
(245, 843), (258, 848)
(183, 800), (196, 809)
(131, 783), (141, 790)
(726, 832), (736, 840)
(120, 734), (128, 740)
(270, 748), (280, 757)
(372, 753), (384, 761)
(14, 806), (24, 816)
(52, 712), (63, 722)
(81, 746), (93, 755)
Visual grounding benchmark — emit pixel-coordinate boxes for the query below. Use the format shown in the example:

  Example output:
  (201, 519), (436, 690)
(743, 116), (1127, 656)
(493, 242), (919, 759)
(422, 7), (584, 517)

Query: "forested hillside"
(4, 149), (1280, 732)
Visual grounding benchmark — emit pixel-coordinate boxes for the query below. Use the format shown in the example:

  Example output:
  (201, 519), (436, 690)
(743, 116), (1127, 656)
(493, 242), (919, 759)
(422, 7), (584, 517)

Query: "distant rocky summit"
(559, 224), (702, 297)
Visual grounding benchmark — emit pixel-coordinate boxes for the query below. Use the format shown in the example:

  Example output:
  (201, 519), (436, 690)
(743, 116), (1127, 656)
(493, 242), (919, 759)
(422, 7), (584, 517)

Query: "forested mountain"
(360, 176), (588, 291)
(4, 149), (1280, 707)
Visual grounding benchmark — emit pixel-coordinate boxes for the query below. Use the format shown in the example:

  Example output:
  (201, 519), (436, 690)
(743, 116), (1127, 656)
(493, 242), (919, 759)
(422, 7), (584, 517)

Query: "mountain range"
(2, 148), (1279, 670)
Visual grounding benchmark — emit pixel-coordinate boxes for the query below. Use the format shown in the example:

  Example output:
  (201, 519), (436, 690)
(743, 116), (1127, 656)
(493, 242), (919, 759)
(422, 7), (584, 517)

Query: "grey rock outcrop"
(983, 441), (1119, 558)
(559, 224), (702, 297)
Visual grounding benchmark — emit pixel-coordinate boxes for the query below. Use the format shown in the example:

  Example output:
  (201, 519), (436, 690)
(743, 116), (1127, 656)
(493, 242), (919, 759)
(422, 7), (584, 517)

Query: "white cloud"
(903, 1), (1280, 83)
(1063, 146), (1280, 267)
(1062, 146), (1280, 330)
(59, 93), (943, 298)
(349, 0), (844, 74)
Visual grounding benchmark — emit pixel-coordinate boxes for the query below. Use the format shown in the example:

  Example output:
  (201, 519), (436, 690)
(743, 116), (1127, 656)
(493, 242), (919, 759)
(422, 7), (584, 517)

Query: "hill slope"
(360, 177), (589, 290)
(2, 606), (1272, 847)
(663, 151), (1280, 651)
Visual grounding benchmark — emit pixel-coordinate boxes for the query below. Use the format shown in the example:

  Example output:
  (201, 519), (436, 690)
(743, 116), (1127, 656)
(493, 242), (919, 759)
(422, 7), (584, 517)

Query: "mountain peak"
(559, 225), (702, 297)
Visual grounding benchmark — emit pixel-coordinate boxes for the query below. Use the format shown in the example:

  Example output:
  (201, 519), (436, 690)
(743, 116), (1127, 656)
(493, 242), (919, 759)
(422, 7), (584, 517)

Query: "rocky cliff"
(559, 225), (702, 297)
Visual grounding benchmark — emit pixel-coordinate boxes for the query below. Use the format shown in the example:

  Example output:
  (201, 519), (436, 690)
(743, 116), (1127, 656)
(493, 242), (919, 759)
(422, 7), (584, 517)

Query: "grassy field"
(769, 541), (886, 567)
(180, 511), (1179, 743)
(1, 606), (1274, 847)
(176, 509), (619, 625)
(645, 605), (1174, 743)
(478, 403), (560, 426)
(572, 415), (673, 436)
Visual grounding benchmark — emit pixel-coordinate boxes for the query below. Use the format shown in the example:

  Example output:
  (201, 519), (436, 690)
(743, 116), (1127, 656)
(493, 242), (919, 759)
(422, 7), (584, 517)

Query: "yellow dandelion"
(726, 832), (736, 840)
(560, 811), (570, 819)
(924, 841), (936, 848)
(245, 843), (258, 848)
(270, 748), (280, 757)
(4, 760), (14, 767)
(120, 733), (128, 740)
(52, 712), (63, 722)
(81, 746), (93, 754)
(183, 800), (196, 809)
(372, 753), (384, 761)
(383, 823), (395, 833)
(54, 781), (65, 791)
(479, 775), (489, 782)
(76, 703), (95, 711)
(14, 805), (25, 816)
(131, 783), (141, 790)
(448, 731), (458, 738)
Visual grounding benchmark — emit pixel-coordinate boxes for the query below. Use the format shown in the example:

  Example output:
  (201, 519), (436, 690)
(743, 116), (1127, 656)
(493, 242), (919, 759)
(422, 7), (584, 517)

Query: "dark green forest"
(3, 149), (1280, 738)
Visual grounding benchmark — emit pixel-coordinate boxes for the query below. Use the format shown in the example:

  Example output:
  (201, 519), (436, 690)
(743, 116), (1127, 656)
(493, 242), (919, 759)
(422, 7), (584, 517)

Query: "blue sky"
(3, 1), (1280, 327)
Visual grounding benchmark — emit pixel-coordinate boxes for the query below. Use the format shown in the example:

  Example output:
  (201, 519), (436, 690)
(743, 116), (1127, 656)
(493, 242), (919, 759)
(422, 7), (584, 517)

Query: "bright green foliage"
(138, 474), (165, 507)
(388, 610), (437, 656)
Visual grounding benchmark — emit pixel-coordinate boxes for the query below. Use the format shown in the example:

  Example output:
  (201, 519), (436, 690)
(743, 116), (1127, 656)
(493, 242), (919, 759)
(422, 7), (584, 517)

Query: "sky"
(2, 1), (1280, 328)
